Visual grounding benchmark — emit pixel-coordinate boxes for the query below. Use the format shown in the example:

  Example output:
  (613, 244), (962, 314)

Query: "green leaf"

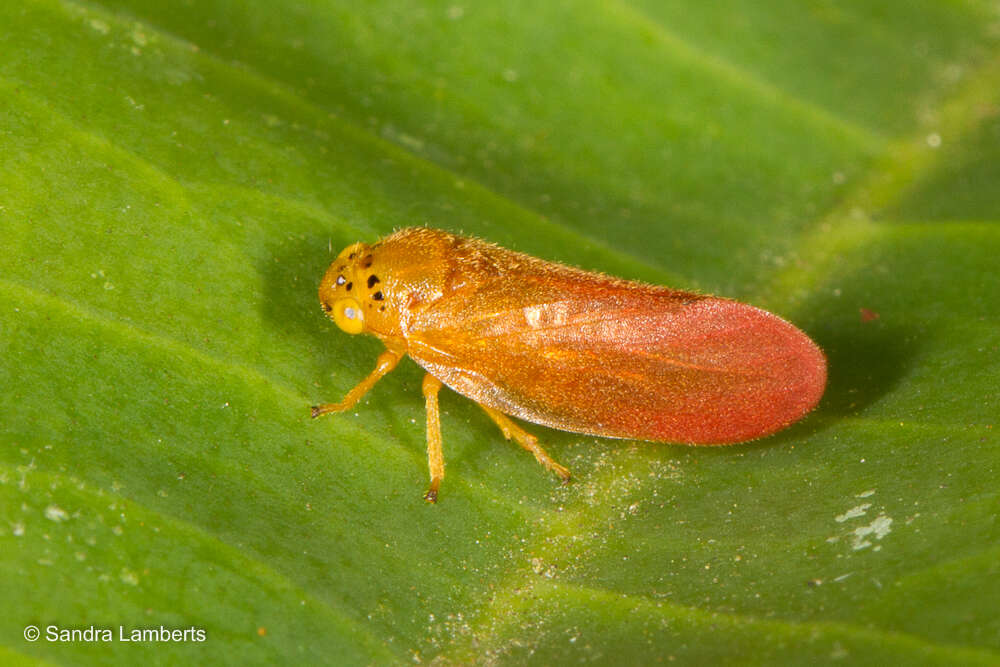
(3, 0), (999, 664)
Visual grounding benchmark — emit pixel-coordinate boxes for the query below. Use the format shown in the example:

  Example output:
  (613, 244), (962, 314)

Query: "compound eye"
(332, 298), (364, 334)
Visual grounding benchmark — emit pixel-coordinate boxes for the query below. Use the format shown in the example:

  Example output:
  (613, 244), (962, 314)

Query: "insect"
(313, 227), (827, 502)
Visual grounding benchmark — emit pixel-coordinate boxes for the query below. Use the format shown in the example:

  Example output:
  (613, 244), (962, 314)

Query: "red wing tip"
(643, 333), (827, 446)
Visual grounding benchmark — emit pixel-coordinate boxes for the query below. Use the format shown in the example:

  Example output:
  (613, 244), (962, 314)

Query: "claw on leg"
(423, 479), (440, 504)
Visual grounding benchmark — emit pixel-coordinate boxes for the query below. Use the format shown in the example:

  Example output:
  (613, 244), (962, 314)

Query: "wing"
(404, 265), (826, 444)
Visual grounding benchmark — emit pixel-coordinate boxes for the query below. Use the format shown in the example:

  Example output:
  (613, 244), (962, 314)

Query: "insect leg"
(479, 405), (571, 483)
(311, 348), (403, 417)
(422, 374), (445, 503)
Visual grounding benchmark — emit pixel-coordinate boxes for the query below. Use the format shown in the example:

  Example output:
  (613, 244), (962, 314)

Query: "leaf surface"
(3, 1), (999, 664)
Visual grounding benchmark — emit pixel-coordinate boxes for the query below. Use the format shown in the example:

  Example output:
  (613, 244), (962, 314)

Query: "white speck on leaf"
(45, 505), (69, 522)
(835, 503), (870, 523)
(851, 515), (893, 551)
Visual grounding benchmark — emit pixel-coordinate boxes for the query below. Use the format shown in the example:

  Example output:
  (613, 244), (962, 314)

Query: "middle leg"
(422, 374), (445, 503)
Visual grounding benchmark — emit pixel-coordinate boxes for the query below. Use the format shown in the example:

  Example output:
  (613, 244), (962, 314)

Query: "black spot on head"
(345, 282), (353, 291)
(348, 252), (357, 260)
(367, 275), (380, 288)
(379, 305), (386, 312)
(372, 291), (383, 301)
(322, 302), (333, 312)
(362, 256), (373, 269)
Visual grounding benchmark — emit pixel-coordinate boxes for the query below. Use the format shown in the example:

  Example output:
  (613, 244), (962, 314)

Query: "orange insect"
(313, 228), (826, 502)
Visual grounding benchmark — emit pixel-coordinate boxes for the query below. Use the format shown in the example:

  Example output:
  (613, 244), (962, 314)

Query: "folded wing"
(405, 270), (826, 444)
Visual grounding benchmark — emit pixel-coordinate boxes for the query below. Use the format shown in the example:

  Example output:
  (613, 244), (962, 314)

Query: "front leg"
(311, 348), (403, 417)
